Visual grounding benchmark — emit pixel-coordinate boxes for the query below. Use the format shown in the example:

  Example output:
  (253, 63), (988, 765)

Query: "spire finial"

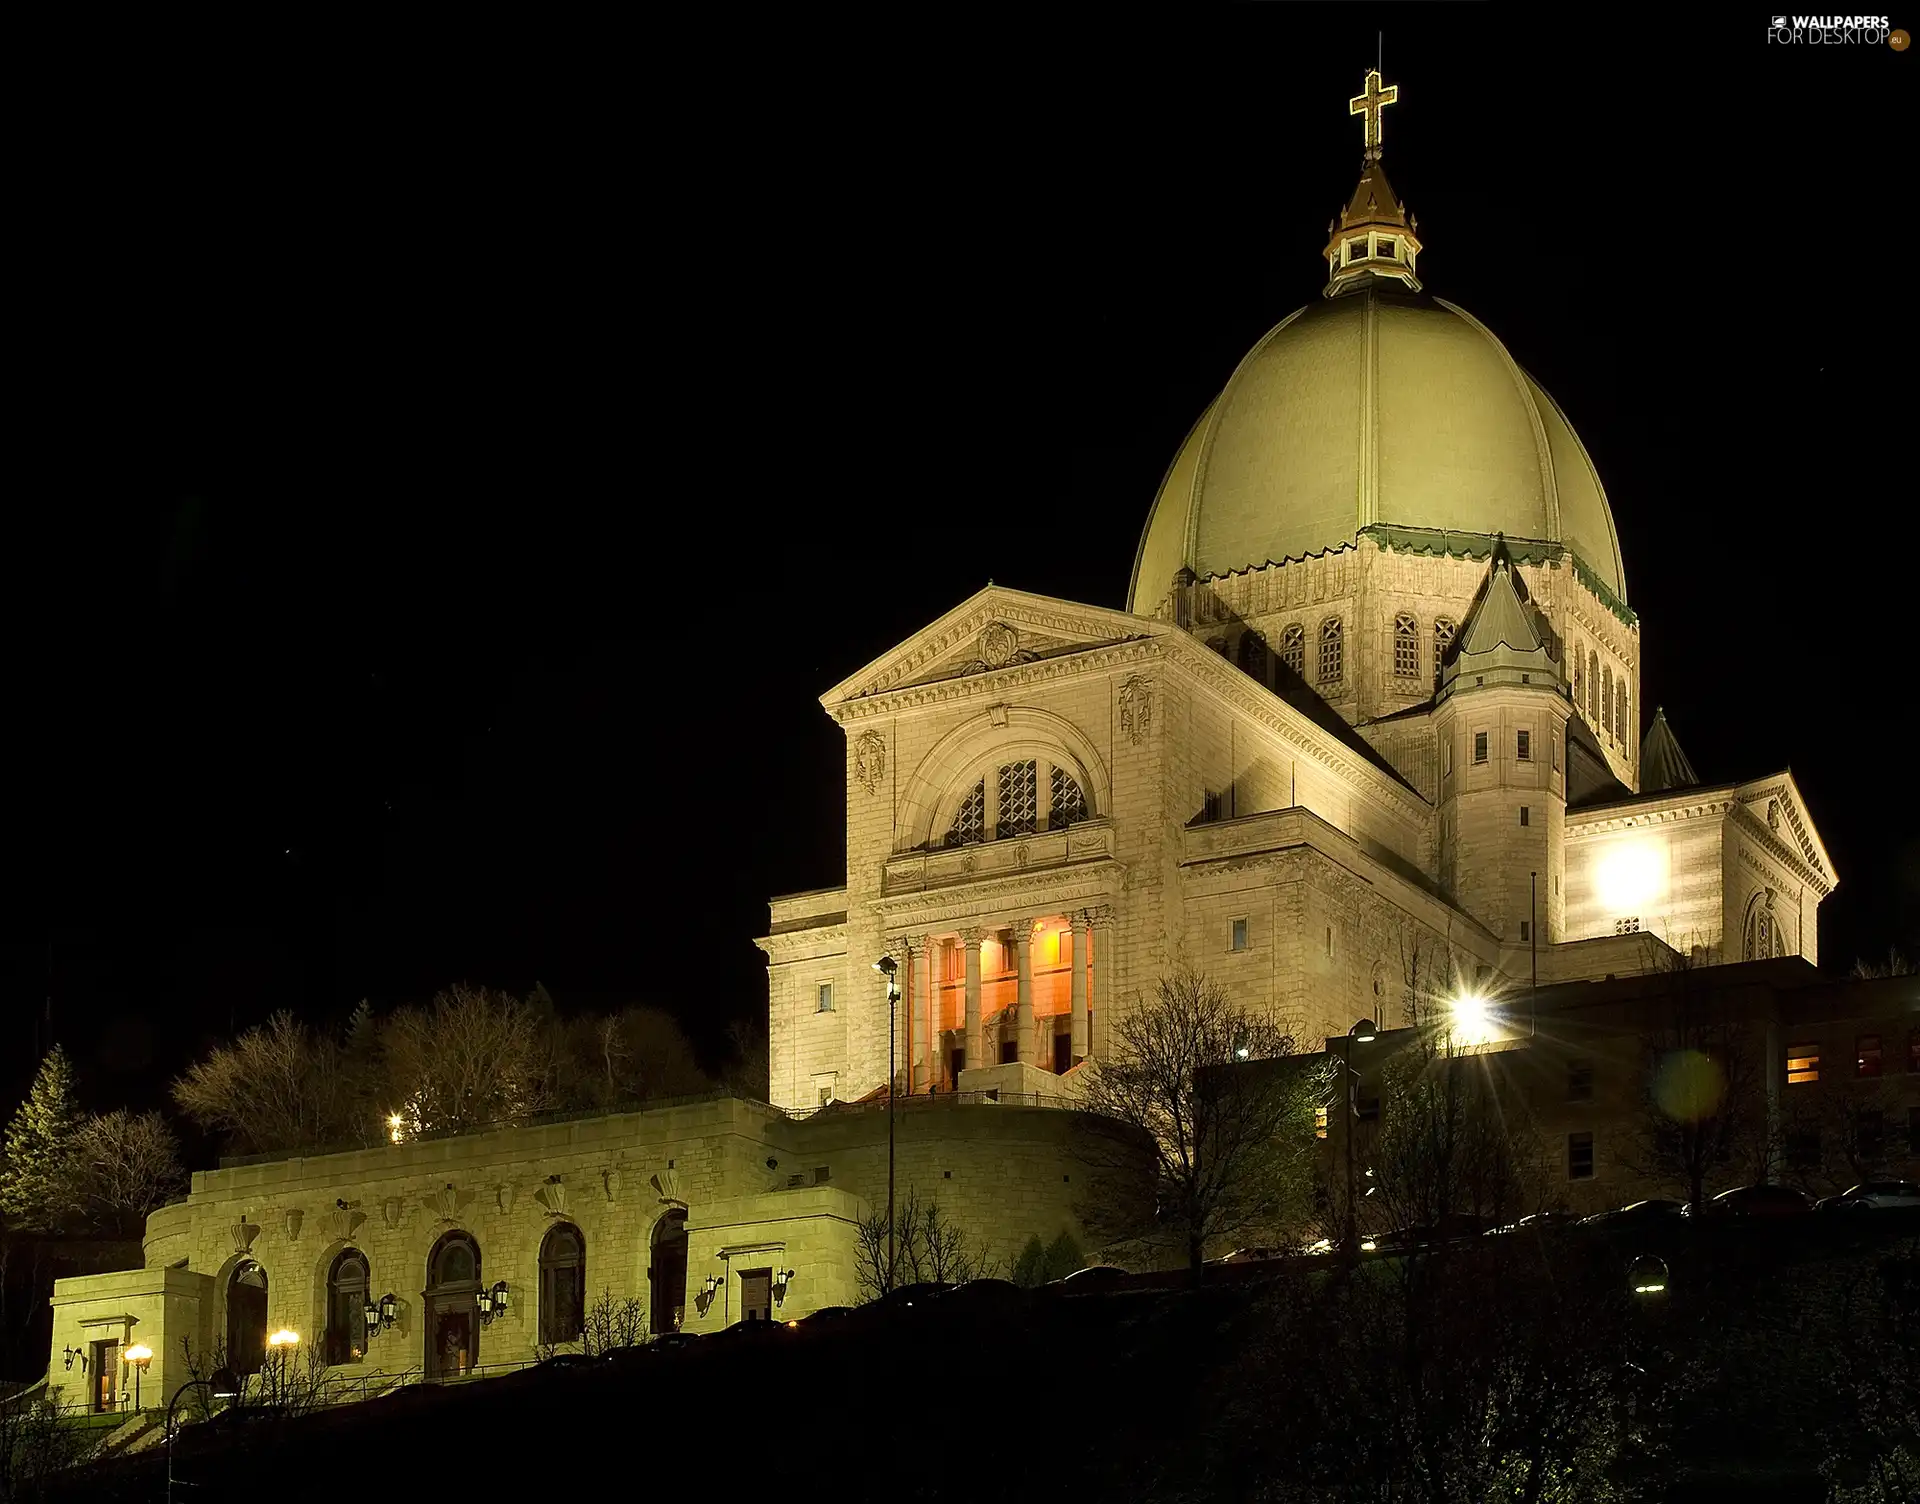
(1349, 68), (1398, 162)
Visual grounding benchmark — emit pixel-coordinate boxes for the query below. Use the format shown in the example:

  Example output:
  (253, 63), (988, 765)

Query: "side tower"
(1434, 543), (1572, 947)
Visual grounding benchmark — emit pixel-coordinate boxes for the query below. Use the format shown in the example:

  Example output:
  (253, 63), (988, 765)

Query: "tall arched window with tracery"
(1279, 624), (1305, 678)
(1048, 765), (1087, 828)
(1602, 663), (1614, 737)
(1318, 617), (1344, 685)
(997, 760), (1037, 836)
(1587, 651), (1600, 724)
(1238, 631), (1268, 686)
(1433, 617), (1457, 676)
(1393, 613), (1419, 681)
(325, 1249), (369, 1365)
(1573, 647), (1584, 712)
(1616, 678), (1628, 744)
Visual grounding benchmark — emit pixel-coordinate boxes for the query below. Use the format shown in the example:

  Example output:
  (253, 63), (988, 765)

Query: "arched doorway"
(423, 1232), (481, 1381)
(649, 1210), (688, 1334)
(325, 1249), (369, 1365)
(226, 1260), (268, 1375)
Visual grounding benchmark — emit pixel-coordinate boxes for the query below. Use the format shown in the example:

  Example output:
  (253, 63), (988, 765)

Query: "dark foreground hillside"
(28, 1219), (1920, 1504)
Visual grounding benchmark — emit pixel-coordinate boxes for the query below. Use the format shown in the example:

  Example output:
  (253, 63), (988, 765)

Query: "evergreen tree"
(0, 1046), (84, 1232)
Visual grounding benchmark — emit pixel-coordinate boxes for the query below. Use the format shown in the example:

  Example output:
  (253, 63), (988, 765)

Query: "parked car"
(1049, 1265), (1129, 1290)
(1575, 1198), (1686, 1229)
(536, 1352), (604, 1371)
(1683, 1185), (1813, 1219)
(1814, 1180), (1920, 1212)
(1486, 1212), (1579, 1236)
(644, 1330), (701, 1353)
(877, 1282), (953, 1310)
(1373, 1213), (1490, 1251)
(786, 1304), (859, 1329)
(1210, 1246), (1293, 1264)
(944, 1278), (1027, 1304)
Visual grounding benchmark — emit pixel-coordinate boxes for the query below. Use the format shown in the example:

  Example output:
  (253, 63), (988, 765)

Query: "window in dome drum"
(1393, 614), (1418, 678)
(1378, 239), (1395, 258)
(1318, 618), (1343, 684)
(1347, 240), (1366, 263)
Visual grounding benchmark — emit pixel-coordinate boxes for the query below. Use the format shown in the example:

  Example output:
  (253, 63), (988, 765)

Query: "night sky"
(8, 13), (1913, 1144)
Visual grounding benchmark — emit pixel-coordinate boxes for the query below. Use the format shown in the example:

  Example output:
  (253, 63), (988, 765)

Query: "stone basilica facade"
(760, 69), (1836, 1113)
(42, 71), (1846, 1422)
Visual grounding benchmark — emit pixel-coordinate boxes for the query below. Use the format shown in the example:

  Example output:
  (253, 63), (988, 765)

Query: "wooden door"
(92, 1341), (119, 1412)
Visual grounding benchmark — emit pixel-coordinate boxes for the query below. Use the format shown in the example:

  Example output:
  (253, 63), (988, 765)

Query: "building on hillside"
(44, 1094), (1104, 1416)
(760, 69), (1837, 1114)
(1304, 960), (1920, 1227)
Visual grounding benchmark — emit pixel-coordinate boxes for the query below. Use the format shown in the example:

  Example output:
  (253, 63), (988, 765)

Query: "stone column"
(905, 937), (928, 1092)
(1069, 911), (1090, 1063)
(962, 929), (984, 1074)
(1090, 904), (1116, 1061)
(918, 935), (939, 1091)
(1014, 921), (1036, 1066)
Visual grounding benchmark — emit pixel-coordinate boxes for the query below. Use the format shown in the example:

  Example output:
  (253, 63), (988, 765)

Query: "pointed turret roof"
(1639, 707), (1700, 793)
(1438, 539), (1556, 701)
(1324, 69), (1424, 297)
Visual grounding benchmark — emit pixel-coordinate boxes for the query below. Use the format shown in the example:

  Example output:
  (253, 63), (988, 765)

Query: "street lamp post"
(1337, 1019), (1377, 1264)
(874, 954), (900, 1293)
(122, 1343), (152, 1411)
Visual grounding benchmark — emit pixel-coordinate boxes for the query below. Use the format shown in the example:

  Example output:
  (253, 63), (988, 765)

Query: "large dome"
(1129, 288), (1626, 614)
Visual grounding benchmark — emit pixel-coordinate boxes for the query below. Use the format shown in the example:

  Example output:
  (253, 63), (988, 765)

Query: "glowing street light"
(123, 1343), (152, 1410)
(267, 1329), (300, 1348)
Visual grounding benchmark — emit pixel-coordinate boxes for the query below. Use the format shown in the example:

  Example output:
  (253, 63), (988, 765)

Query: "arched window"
(996, 760), (1038, 836)
(1279, 624), (1305, 679)
(1572, 648), (1583, 711)
(539, 1224), (586, 1345)
(1434, 618), (1457, 687)
(325, 1249), (369, 1365)
(1601, 663), (1614, 737)
(226, 1260), (268, 1376)
(1616, 679), (1628, 744)
(1238, 631), (1268, 686)
(1393, 614), (1419, 680)
(1048, 765), (1087, 828)
(944, 757), (1090, 847)
(1318, 617), (1344, 685)
(1587, 651), (1600, 723)
(945, 781), (986, 846)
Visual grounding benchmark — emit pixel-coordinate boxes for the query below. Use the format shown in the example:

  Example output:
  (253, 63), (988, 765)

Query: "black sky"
(7, 12), (1914, 1134)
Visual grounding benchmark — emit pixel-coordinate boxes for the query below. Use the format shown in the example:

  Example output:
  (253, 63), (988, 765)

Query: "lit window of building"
(1786, 1044), (1820, 1085)
(1315, 1105), (1329, 1141)
(1856, 1035), (1882, 1078)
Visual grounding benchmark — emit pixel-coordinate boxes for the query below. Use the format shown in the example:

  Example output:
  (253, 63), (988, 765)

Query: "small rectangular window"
(1473, 731), (1488, 764)
(1519, 920), (1531, 942)
(1346, 239), (1367, 263)
(1519, 806), (1530, 827)
(1444, 741), (1453, 775)
(1614, 917), (1640, 935)
(814, 1166), (830, 1185)
(1325, 926), (1334, 958)
(1230, 917), (1248, 952)
(1517, 729), (1531, 761)
(1856, 1035), (1883, 1078)
(1568, 1060), (1594, 1102)
(1314, 1105), (1329, 1141)
(1552, 733), (1561, 771)
(817, 982), (834, 1013)
(1786, 1044), (1819, 1085)
(1567, 1132), (1594, 1180)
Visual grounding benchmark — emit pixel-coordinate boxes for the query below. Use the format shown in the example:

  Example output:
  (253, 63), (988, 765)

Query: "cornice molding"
(755, 923), (851, 959)
(1726, 799), (1833, 898)
(1568, 797), (1737, 835)
(831, 640), (1161, 723)
(871, 860), (1123, 929)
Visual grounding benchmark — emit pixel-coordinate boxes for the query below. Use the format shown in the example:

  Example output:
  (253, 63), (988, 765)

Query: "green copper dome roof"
(1129, 289), (1626, 615)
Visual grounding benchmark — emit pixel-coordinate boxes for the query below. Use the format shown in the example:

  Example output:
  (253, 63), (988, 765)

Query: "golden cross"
(1349, 68), (1398, 159)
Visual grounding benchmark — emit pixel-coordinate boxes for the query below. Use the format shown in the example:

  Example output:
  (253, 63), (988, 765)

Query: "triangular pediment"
(1733, 771), (1835, 891)
(822, 587), (1166, 707)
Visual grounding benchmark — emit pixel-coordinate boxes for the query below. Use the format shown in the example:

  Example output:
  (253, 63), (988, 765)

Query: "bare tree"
(1076, 968), (1329, 1279)
(0, 1386), (96, 1498)
(72, 1110), (186, 1237)
(382, 983), (559, 1137)
(1620, 953), (1770, 1210)
(1850, 948), (1913, 979)
(580, 1288), (647, 1355)
(721, 1014), (770, 1101)
(172, 1011), (351, 1156)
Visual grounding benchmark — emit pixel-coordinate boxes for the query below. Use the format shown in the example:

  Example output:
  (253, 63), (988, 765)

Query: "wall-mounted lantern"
(771, 1269), (796, 1307)
(476, 1281), (510, 1326)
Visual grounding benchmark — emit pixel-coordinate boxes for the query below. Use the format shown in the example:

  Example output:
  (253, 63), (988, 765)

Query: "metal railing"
(783, 1089), (1079, 1121)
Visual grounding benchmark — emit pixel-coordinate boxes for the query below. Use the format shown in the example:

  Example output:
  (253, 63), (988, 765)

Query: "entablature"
(884, 819), (1117, 899)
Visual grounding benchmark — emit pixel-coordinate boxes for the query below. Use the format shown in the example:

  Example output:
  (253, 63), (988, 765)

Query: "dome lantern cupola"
(1324, 69), (1422, 297)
